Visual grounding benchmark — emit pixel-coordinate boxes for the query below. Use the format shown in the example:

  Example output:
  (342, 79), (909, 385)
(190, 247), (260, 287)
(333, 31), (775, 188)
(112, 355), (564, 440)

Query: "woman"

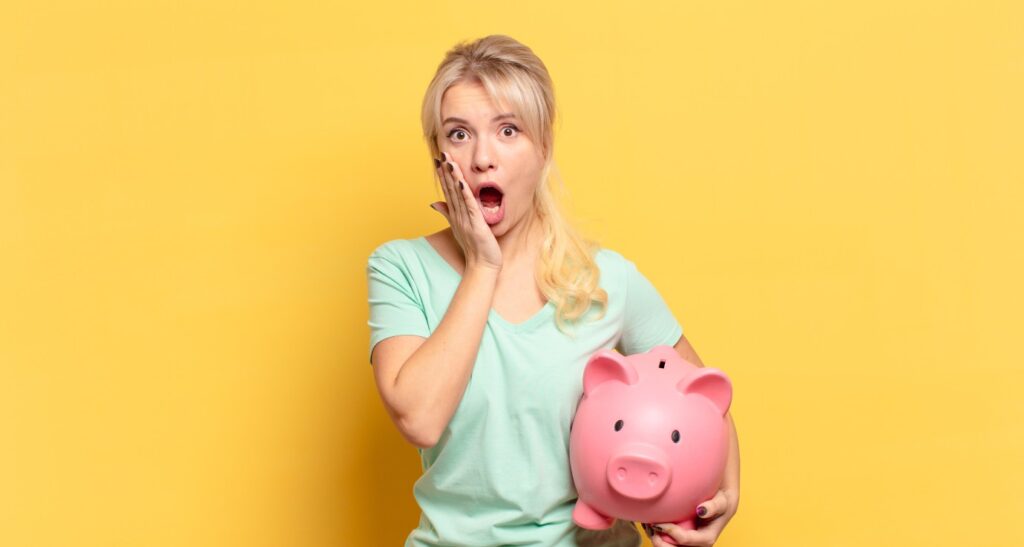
(367, 34), (740, 546)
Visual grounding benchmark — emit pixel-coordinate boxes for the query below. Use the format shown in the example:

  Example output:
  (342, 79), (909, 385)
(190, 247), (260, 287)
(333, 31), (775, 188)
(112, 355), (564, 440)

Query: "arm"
(371, 264), (499, 449)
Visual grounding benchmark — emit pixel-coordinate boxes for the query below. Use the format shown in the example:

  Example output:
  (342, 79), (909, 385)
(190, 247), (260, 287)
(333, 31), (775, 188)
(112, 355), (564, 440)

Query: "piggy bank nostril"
(617, 468), (627, 480)
(648, 472), (658, 484)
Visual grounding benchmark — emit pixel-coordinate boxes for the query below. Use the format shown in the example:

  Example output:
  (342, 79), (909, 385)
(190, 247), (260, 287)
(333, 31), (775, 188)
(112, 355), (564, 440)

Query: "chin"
(488, 218), (510, 236)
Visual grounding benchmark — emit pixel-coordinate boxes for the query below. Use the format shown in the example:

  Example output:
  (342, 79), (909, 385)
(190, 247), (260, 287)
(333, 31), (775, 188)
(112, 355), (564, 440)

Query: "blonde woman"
(367, 35), (740, 547)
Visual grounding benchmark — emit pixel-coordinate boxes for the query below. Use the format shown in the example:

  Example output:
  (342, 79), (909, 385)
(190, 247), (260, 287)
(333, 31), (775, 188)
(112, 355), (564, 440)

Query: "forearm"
(392, 265), (499, 446)
(721, 412), (740, 500)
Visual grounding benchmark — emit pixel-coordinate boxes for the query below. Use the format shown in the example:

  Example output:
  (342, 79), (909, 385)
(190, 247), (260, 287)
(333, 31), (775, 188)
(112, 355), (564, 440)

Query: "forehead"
(441, 81), (514, 121)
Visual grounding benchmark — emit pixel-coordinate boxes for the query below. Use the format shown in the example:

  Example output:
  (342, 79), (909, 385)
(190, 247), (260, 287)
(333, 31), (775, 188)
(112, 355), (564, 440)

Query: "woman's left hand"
(641, 488), (738, 546)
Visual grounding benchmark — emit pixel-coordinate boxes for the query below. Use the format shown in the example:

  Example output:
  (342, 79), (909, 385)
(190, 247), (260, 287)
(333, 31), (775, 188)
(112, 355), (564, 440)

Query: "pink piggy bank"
(569, 345), (732, 545)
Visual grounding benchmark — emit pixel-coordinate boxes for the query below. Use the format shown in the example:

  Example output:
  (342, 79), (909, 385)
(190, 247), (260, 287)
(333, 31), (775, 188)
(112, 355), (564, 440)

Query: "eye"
(614, 420), (624, 432)
(446, 128), (468, 141)
(501, 124), (519, 137)
(671, 430), (680, 443)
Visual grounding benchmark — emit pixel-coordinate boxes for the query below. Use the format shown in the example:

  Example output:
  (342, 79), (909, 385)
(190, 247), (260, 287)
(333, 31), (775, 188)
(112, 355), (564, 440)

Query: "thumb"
(429, 202), (450, 219)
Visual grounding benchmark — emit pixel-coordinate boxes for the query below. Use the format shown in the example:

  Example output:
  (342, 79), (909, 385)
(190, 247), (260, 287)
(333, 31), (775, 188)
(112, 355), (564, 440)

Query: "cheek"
(507, 186), (533, 212)
(504, 161), (542, 209)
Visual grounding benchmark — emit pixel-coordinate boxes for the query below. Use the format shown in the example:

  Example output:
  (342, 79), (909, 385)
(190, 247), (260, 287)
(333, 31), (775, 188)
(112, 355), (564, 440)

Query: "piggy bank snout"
(606, 444), (672, 500)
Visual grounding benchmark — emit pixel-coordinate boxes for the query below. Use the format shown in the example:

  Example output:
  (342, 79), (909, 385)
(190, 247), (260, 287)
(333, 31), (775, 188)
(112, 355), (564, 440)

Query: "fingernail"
(447, 163), (454, 173)
(459, 181), (464, 190)
(653, 524), (666, 531)
(697, 505), (707, 517)
(433, 158), (440, 168)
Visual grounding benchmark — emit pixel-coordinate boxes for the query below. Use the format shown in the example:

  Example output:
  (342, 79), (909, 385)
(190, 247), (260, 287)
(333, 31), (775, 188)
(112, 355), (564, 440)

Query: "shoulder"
(368, 237), (421, 264)
(593, 247), (639, 296)
(594, 246), (637, 275)
(366, 238), (428, 282)
(595, 246), (627, 265)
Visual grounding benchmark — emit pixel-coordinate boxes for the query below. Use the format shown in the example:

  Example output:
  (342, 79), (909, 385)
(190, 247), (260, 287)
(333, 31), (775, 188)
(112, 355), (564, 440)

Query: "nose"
(606, 444), (672, 500)
(471, 139), (496, 174)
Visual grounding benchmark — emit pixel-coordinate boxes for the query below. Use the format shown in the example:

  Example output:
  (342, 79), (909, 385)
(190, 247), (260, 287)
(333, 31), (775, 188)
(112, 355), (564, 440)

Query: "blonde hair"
(420, 34), (607, 336)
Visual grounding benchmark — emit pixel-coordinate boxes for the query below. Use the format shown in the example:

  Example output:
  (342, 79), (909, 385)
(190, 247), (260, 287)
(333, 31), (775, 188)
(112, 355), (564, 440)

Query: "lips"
(475, 182), (505, 225)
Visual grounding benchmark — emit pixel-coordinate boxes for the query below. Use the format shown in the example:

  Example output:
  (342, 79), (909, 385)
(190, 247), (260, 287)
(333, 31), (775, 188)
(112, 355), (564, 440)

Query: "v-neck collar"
(414, 236), (555, 332)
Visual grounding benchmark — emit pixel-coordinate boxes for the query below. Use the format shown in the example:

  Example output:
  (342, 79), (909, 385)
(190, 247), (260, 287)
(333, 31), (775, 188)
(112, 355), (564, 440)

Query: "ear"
(583, 350), (639, 396)
(676, 369), (733, 416)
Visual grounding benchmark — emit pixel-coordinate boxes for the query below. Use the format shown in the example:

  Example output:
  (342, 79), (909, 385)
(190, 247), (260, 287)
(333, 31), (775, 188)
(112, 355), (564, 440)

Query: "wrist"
(465, 261), (502, 276)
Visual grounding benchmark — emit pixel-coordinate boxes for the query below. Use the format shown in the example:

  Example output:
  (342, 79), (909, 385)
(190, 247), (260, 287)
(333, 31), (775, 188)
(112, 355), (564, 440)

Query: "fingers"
(435, 153), (459, 224)
(640, 522), (654, 539)
(697, 489), (730, 521)
(445, 152), (472, 222)
(655, 522), (720, 547)
(435, 153), (452, 215)
(641, 523), (671, 547)
(449, 155), (481, 223)
(440, 152), (481, 232)
(440, 152), (467, 224)
(439, 152), (458, 217)
(644, 489), (735, 547)
(430, 201), (450, 220)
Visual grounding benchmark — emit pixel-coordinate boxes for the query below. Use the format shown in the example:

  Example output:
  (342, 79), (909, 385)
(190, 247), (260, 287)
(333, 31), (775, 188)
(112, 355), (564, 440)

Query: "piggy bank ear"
(583, 350), (639, 396)
(676, 369), (733, 416)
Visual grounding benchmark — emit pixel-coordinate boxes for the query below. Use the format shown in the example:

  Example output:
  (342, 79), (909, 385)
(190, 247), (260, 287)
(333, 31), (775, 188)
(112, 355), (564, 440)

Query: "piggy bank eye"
(614, 420), (624, 431)
(671, 430), (681, 443)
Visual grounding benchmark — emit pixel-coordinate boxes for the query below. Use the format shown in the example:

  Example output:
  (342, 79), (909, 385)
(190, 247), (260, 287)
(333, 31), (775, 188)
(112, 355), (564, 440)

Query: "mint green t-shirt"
(366, 236), (684, 547)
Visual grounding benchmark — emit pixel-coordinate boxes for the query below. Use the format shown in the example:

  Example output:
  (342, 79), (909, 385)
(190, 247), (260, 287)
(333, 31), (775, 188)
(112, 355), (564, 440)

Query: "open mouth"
(479, 186), (503, 208)
(477, 185), (505, 225)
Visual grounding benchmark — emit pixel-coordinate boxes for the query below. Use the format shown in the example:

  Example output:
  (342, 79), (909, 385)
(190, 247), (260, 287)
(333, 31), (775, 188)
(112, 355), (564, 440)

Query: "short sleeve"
(366, 252), (431, 364)
(616, 259), (683, 355)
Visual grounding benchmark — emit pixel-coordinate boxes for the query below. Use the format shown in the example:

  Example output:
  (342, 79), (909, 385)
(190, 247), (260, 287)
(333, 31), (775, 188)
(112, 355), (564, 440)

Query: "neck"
(495, 212), (542, 265)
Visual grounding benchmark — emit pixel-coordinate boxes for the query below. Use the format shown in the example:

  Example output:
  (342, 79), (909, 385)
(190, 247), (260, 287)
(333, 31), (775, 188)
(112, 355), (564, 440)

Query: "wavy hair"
(420, 34), (607, 336)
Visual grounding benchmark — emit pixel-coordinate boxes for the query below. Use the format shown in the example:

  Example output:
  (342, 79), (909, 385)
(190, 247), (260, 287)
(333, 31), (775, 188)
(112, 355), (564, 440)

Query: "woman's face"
(438, 80), (545, 236)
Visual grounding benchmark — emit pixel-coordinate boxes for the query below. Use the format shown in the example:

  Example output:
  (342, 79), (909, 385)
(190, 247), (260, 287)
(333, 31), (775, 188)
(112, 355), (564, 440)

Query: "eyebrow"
(442, 112), (518, 126)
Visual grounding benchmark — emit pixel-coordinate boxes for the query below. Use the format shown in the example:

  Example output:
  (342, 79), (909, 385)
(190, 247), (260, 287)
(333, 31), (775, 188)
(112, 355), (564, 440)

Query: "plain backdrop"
(2, 1), (1022, 546)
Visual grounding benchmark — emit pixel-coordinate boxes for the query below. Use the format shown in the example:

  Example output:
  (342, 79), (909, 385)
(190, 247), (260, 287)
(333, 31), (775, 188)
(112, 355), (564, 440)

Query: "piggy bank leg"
(572, 499), (614, 530)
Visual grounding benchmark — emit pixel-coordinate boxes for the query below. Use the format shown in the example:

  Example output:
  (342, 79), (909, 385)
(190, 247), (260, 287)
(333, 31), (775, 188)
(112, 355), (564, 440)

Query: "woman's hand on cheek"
(431, 151), (503, 271)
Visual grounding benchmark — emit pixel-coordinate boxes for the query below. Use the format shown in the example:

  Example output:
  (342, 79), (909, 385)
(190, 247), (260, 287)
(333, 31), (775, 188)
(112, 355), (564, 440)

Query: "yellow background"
(2, 1), (1022, 545)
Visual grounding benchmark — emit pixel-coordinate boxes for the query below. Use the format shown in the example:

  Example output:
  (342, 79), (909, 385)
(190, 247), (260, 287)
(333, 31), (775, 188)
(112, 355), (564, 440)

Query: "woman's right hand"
(430, 152), (503, 272)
